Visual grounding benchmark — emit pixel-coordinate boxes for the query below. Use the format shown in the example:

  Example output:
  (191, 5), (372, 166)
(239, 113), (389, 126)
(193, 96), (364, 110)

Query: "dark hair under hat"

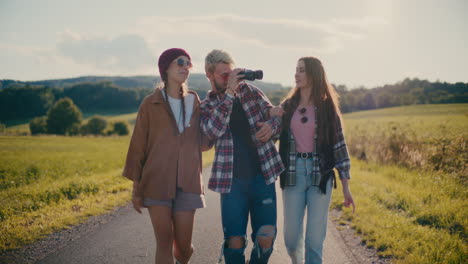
(158, 48), (191, 82)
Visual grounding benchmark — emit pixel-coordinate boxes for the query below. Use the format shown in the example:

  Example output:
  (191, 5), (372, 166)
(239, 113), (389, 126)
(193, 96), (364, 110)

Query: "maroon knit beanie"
(158, 48), (191, 82)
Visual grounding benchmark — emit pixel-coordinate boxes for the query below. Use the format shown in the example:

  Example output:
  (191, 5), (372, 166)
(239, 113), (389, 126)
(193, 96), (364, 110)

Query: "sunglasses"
(214, 72), (229, 82)
(299, 107), (308, 123)
(175, 58), (192, 68)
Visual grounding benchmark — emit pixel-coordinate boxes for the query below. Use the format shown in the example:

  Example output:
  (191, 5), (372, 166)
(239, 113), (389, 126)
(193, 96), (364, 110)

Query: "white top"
(162, 90), (195, 133)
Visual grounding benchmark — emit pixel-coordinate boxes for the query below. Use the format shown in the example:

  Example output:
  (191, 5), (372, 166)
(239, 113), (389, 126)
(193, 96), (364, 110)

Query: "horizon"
(1, 0), (467, 88)
(3, 73), (465, 91)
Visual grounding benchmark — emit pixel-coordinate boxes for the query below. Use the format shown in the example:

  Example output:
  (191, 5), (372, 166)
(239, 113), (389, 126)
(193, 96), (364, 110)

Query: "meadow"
(331, 104), (468, 263)
(344, 104), (467, 181)
(1, 104), (467, 263)
(0, 135), (214, 251)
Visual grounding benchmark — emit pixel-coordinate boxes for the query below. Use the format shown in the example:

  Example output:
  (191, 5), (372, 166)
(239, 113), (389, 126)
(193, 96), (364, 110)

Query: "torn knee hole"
(257, 225), (275, 238)
(256, 225), (275, 248)
(226, 236), (246, 249)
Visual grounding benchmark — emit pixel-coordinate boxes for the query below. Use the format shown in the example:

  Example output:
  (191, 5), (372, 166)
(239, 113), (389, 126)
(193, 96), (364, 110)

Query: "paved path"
(37, 166), (358, 264)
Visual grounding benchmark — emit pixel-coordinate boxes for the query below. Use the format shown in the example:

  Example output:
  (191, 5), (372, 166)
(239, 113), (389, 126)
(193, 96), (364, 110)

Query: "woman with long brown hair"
(123, 48), (206, 264)
(271, 56), (355, 264)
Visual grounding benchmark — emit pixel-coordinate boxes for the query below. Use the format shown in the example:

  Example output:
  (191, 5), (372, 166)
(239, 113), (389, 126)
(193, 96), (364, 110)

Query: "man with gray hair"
(200, 49), (284, 264)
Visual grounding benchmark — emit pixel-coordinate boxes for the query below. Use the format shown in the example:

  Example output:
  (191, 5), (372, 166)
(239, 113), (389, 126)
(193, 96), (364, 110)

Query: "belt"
(296, 152), (313, 159)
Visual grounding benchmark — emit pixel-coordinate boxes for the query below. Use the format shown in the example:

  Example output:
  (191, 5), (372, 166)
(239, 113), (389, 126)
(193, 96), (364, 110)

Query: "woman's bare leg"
(172, 210), (196, 264)
(148, 206), (175, 264)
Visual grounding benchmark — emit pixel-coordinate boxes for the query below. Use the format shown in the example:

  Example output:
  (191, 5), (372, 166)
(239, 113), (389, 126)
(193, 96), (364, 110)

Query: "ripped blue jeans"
(220, 173), (277, 264)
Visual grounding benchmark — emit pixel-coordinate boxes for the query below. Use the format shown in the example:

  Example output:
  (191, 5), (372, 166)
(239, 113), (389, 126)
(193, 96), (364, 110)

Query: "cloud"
(0, 41), (156, 81)
(0, 13), (389, 83)
(57, 30), (155, 70)
(135, 14), (388, 54)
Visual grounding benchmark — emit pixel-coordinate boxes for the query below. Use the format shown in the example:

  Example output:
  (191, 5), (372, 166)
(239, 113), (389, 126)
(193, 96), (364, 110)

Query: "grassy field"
(331, 158), (467, 264)
(331, 104), (468, 263)
(344, 104), (467, 142)
(1, 104), (467, 263)
(344, 104), (467, 182)
(0, 135), (214, 251)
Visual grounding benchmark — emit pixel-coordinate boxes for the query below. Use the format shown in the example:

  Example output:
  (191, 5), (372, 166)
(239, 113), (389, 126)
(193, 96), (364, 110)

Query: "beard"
(213, 80), (227, 93)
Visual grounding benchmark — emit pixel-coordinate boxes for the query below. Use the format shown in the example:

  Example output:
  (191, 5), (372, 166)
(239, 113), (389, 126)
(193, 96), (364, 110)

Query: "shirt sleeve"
(333, 116), (351, 180)
(200, 92), (235, 140)
(253, 86), (282, 139)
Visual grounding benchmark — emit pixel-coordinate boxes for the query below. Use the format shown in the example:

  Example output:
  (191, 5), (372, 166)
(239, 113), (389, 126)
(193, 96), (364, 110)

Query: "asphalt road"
(37, 166), (358, 264)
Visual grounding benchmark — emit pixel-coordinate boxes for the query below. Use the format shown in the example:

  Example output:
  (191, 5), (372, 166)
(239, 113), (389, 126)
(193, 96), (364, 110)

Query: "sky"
(1, 0), (467, 88)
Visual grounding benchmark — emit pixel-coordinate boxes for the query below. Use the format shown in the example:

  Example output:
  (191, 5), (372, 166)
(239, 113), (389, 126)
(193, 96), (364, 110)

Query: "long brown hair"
(281, 56), (342, 145)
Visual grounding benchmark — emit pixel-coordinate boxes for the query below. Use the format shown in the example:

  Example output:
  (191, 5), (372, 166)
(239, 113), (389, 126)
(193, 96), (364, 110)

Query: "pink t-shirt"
(291, 105), (315, 153)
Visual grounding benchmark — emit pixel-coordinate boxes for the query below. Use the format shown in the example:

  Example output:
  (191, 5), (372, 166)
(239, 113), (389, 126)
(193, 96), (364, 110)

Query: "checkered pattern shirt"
(283, 106), (351, 186)
(200, 83), (285, 193)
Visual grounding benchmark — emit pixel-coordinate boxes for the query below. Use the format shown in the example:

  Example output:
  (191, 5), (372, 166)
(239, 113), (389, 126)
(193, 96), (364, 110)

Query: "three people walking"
(123, 48), (355, 264)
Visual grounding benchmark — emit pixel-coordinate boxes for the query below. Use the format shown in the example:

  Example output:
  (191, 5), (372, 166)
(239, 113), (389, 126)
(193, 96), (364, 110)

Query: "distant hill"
(1, 76), (466, 125)
(0, 74), (288, 93)
(0, 76), (158, 90)
(0, 75), (289, 125)
(336, 78), (468, 113)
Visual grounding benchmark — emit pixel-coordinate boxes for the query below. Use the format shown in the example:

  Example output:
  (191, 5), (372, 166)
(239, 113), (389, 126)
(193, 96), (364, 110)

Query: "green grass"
(331, 159), (467, 264)
(0, 136), (128, 190)
(0, 135), (214, 251)
(106, 112), (137, 125)
(0, 136), (130, 250)
(81, 108), (138, 119)
(343, 104), (467, 182)
(344, 104), (467, 139)
(2, 103), (467, 263)
(0, 169), (132, 250)
(330, 104), (468, 263)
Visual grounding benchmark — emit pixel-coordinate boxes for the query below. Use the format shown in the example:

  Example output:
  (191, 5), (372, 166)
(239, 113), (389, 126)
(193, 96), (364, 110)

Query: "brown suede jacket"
(122, 88), (209, 200)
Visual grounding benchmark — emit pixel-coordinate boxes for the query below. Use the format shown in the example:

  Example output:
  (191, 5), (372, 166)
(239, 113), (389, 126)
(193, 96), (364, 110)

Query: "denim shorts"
(143, 188), (206, 211)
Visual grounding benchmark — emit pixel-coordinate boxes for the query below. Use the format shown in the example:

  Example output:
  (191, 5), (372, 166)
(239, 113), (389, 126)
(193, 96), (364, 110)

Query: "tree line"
(0, 82), (152, 124)
(28, 97), (129, 136)
(1, 76), (467, 125)
(0, 74), (286, 91)
(337, 78), (468, 113)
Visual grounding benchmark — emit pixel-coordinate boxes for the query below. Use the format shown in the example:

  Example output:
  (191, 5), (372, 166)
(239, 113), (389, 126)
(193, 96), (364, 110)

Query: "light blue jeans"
(282, 157), (332, 264)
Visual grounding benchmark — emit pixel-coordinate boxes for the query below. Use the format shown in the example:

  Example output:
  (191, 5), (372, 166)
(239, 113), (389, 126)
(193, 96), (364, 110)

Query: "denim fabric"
(143, 188), (206, 211)
(282, 157), (332, 264)
(220, 173), (277, 264)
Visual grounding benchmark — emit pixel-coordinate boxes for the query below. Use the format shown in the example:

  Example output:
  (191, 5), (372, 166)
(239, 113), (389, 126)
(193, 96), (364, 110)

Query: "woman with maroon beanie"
(123, 48), (208, 264)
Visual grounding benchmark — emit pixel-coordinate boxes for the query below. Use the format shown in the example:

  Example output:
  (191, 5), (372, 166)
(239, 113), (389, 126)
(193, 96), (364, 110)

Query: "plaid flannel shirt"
(200, 83), (285, 193)
(282, 106), (351, 187)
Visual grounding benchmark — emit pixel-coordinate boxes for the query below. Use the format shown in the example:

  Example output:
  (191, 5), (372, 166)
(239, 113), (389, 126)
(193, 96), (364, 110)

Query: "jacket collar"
(150, 87), (200, 106)
(150, 88), (165, 104)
